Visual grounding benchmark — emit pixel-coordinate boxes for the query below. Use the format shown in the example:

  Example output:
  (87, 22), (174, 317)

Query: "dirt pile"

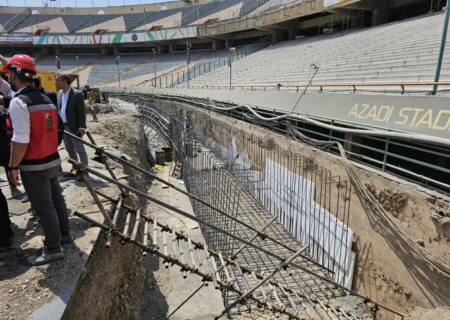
(405, 306), (450, 320)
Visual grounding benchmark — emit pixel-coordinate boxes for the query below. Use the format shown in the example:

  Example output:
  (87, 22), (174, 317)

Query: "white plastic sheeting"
(233, 146), (356, 288)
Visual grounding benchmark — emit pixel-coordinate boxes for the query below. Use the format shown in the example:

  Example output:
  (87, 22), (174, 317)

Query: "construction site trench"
(1, 98), (450, 320)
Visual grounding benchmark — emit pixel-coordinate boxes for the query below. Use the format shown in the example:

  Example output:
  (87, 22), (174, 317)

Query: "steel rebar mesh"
(136, 101), (360, 318)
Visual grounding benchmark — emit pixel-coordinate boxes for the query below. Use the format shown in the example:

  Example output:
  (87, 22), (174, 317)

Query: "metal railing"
(181, 81), (450, 94)
(211, 105), (450, 193)
(4, 8), (31, 34)
(180, 0), (226, 27)
(169, 42), (269, 87)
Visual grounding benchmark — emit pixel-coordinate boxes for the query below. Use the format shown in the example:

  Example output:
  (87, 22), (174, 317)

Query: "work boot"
(26, 247), (65, 266)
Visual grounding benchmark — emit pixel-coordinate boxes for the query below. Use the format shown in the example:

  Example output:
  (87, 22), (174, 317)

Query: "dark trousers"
(0, 189), (12, 241)
(63, 127), (88, 167)
(3, 166), (14, 188)
(21, 166), (70, 249)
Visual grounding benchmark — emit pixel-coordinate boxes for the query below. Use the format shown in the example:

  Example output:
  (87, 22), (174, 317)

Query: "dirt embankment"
(63, 106), (163, 319)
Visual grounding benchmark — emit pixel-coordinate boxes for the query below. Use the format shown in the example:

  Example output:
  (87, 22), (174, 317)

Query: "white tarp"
(231, 150), (356, 288)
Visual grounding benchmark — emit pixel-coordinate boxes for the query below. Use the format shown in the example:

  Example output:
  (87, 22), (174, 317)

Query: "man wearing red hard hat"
(5, 54), (71, 265)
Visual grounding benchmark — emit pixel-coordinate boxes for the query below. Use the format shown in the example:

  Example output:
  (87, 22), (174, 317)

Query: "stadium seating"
(36, 55), (100, 73)
(102, 50), (210, 87)
(134, 6), (201, 30)
(86, 54), (149, 85)
(75, 13), (145, 33)
(190, 0), (244, 24)
(0, 12), (30, 33)
(247, 0), (303, 16)
(16, 15), (70, 34)
(187, 12), (450, 90)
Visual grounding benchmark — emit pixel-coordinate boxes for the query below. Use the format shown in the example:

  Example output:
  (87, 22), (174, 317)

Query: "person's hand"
(77, 129), (86, 137)
(8, 169), (21, 187)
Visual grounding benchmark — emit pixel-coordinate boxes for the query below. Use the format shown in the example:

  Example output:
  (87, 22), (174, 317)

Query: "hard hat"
(3, 54), (37, 78)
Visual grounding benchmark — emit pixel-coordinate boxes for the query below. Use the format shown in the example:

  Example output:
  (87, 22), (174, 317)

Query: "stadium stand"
(86, 54), (149, 85)
(187, 12), (450, 89)
(190, 0), (244, 24)
(36, 54), (100, 73)
(175, 44), (268, 85)
(247, 0), (304, 16)
(74, 13), (148, 34)
(134, 6), (202, 30)
(0, 11), (31, 34)
(15, 15), (70, 34)
(101, 50), (210, 87)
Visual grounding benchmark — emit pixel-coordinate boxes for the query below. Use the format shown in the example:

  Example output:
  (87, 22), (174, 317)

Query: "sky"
(2, 0), (174, 8)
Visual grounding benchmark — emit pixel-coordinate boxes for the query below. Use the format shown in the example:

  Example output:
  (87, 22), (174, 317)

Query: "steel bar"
(123, 210), (132, 238)
(163, 228), (170, 268)
(172, 228), (179, 262)
(231, 216), (277, 259)
(204, 244), (218, 289)
(268, 282), (284, 308)
(143, 220), (149, 257)
(85, 131), (127, 195)
(66, 131), (321, 261)
(251, 271), (271, 309)
(131, 209), (141, 242)
(72, 211), (302, 318)
(143, 178), (400, 318)
(215, 246), (309, 319)
(292, 287), (326, 320)
(218, 252), (232, 286)
(277, 283), (298, 314)
(80, 172), (115, 229)
(70, 160), (314, 272)
(72, 138), (402, 320)
(94, 189), (135, 213)
(197, 248), (204, 276)
(166, 283), (205, 319)
(178, 235), (188, 278)
(187, 232), (198, 271)
(210, 251), (221, 288)
(106, 197), (123, 247)
(153, 213), (158, 249)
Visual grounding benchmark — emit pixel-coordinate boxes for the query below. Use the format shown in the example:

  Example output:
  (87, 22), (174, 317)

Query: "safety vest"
(15, 86), (61, 171)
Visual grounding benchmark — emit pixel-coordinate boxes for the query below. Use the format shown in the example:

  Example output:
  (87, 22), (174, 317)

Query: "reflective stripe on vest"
(16, 87), (61, 172)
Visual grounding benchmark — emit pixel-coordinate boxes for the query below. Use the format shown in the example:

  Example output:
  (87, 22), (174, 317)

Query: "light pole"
(75, 55), (79, 83)
(229, 47), (236, 90)
(432, 0), (450, 94)
(186, 41), (191, 88)
(115, 55), (121, 87)
(152, 48), (157, 87)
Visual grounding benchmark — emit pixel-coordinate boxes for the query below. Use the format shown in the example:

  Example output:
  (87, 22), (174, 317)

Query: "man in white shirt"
(5, 54), (71, 265)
